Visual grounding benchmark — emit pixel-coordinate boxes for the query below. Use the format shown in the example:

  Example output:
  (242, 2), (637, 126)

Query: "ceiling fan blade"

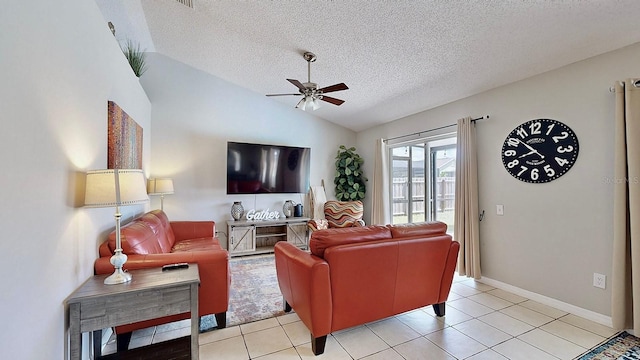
(320, 95), (345, 106)
(319, 83), (348, 93)
(266, 93), (302, 97)
(287, 79), (307, 92)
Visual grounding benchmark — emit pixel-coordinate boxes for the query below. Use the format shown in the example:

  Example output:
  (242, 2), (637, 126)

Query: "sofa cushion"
(147, 210), (177, 249)
(109, 221), (165, 255)
(171, 237), (222, 252)
(387, 221), (448, 238)
(310, 225), (392, 258)
(137, 212), (173, 253)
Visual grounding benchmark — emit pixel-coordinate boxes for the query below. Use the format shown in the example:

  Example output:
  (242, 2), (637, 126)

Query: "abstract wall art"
(107, 101), (142, 169)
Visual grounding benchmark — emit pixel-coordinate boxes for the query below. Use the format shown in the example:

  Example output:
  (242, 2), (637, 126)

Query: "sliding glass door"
(390, 137), (456, 232)
(430, 145), (456, 232)
(391, 144), (426, 224)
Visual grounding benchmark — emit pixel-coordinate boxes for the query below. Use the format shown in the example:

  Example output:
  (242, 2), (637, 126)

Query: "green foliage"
(334, 145), (367, 201)
(121, 39), (147, 77)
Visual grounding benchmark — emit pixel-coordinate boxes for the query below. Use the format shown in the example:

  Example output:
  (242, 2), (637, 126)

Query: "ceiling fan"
(266, 52), (348, 111)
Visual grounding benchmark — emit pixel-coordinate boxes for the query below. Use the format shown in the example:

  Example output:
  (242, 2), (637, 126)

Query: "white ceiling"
(96, 0), (640, 132)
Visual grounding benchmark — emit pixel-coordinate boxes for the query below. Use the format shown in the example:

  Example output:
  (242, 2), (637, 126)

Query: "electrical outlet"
(593, 273), (606, 289)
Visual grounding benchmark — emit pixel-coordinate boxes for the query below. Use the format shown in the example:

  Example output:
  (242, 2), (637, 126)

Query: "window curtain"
(371, 138), (390, 225)
(454, 116), (481, 279)
(612, 79), (640, 331)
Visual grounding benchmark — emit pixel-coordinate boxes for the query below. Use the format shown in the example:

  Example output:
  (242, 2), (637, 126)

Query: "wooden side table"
(66, 265), (200, 360)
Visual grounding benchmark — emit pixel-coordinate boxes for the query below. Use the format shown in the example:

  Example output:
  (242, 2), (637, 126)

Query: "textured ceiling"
(96, 0), (640, 132)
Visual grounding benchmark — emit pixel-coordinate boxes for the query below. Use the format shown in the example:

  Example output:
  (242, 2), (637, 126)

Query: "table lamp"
(147, 178), (174, 211)
(85, 169), (149, 284)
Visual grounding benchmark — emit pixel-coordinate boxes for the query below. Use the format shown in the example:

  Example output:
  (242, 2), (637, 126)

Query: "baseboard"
(478, 276), (613, 328)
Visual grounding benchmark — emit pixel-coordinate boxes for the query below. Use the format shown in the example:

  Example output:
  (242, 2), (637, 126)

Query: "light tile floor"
(104, 273), (617, 359)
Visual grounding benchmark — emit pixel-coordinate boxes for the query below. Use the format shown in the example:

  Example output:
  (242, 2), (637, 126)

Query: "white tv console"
(226, 217), (309, 257)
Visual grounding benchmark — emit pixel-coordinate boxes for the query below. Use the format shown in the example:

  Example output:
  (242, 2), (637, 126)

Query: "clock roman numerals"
(501, 119), (579, 183)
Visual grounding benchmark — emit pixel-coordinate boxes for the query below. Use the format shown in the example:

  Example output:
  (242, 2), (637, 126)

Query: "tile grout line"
(448, 280), (568, 359)
(197, 276), (612, 360)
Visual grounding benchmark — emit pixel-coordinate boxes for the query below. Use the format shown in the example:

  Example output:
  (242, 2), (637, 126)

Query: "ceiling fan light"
(310, 97), (321, 111)
(296, 96), (316, 112)
(304, 96), (315, 109)
(268, 52), (347, 110)
(296, 97), (307, 110)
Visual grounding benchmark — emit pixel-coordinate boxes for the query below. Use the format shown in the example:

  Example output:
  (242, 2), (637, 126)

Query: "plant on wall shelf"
(334, 145), (367, 201)
(121, 39), (148, 77)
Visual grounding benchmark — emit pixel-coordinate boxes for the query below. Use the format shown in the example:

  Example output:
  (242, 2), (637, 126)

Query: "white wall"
(141, 53), (356, 248)
(0, 1), (151, 358)
(358, 42), (640, 317)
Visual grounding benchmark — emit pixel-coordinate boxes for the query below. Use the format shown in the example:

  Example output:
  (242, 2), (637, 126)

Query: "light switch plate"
(593, 273), (606, 289)
(496, 205), (504, 216)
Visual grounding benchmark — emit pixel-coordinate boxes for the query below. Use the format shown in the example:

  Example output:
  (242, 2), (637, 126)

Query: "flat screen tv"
(227, 142), (311, 194)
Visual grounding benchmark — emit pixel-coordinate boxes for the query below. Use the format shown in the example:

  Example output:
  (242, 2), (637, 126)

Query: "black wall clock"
(501, 119), (579, 183)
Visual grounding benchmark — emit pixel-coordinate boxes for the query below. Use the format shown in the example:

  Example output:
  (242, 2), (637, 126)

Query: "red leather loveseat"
(274, 221), (459, 355)
(94, 210), (230, 350)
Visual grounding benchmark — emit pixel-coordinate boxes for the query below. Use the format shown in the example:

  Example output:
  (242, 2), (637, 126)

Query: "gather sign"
(245, 208), (281, 221)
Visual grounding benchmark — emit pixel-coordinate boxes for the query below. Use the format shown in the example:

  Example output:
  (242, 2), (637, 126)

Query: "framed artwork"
(107, 101), (143, 169)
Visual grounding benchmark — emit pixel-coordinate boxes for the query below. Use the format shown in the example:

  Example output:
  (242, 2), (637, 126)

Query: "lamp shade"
(85, 169), (149, 207)
(147, 178), (174, 195)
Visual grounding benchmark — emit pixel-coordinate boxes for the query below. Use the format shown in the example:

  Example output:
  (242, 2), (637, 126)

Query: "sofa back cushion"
(142, 210), (176, 252)
(309, 225), (391, 258)
(387, 221), (448, 238)
(324, 200), (364, 228)
(106, 210), (176, 255)
(108, 220), (164, 255)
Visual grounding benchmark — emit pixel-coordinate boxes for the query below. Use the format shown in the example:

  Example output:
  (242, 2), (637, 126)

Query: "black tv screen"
(227, 142), (311, 194)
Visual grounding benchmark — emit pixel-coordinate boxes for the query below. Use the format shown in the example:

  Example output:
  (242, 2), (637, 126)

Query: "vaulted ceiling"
(96, 0), (640, 132)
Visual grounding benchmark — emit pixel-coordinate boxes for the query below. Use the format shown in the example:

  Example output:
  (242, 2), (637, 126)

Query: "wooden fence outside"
(391, 177), (455, 216)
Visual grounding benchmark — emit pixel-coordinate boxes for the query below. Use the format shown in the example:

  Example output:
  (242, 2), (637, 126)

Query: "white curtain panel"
(454, 116), (481, 279)
(612, 79), (640, 331)
(371, 138), (390, 225)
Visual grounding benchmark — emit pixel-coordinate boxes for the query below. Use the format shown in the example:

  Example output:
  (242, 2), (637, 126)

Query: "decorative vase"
(294, 203), (303, 217)
(231, 201), (244, 221)
(283, 200), (294, 218)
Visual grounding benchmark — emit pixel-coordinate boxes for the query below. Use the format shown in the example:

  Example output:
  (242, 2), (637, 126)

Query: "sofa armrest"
(170, 221), (215, 241)
(274, 242), (332, 338)
(438, 241), (460, 302)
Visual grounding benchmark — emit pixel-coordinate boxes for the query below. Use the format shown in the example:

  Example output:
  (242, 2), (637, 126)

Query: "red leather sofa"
(94, 210), (230, 350)
(274, 221), (459, 355)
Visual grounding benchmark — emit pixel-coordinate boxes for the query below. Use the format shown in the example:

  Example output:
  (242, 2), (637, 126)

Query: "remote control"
(162, 263), (189, 271)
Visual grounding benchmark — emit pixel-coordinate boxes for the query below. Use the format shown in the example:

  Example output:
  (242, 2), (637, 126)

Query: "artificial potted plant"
(334, 145), (367, 201)
(121, 39), (148, 77)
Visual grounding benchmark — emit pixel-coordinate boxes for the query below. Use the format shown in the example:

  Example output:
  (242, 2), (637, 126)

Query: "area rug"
(200, 254), (284, 331)
(577, 331), (640, 359)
